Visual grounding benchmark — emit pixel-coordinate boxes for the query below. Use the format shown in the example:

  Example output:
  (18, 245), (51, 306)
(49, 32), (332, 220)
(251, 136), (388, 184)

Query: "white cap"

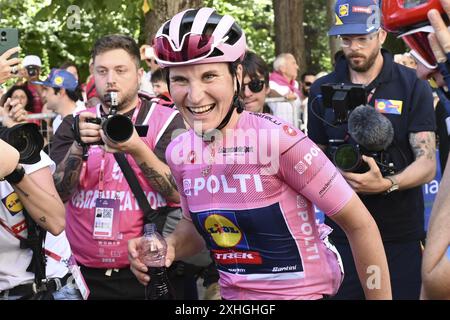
(23, 55), (42, 67)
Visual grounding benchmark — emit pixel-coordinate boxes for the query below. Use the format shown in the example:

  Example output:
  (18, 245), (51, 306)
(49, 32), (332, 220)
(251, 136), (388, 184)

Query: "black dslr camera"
(26, 66), (39, 77)
(86, 114), (135, 144)
(0, 123), (44, 164)
(74, 92), (148, 146)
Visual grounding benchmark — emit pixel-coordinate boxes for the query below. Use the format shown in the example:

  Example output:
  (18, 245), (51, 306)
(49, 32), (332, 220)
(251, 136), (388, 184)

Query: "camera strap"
(19, 208), (47, 288)
(113, 153), (166, 233)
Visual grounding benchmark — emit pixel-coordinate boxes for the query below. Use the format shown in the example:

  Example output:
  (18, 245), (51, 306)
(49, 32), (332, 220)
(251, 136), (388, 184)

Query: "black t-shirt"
(48, 99), (185, 166)
(435, 98), (450, 172)
(307, 49), (436, 243)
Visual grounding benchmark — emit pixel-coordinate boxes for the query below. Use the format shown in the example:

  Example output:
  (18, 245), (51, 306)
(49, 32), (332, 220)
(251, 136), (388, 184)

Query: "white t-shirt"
(0, 151), (71, 290)
(139, 71), (155, 96)
(53, 100), (86, 134)
(268, 80), (302, 127)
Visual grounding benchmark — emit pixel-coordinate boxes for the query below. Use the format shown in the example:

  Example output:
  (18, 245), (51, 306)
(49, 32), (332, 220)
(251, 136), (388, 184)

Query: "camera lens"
(334, 144), (360, 172)
(1, 31), (6, 36)
(2, 123), (44, 164)
(103, 115), (134, 143)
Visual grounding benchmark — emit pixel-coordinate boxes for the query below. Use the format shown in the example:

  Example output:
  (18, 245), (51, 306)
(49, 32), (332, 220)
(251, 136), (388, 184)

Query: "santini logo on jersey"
(183, 174), (263, 196)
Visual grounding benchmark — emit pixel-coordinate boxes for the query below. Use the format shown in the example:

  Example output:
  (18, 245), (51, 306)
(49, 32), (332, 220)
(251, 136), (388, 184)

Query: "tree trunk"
(272, 0), (306, 79)
(327, 0), (340, 64)
(142, 0), (203, 44)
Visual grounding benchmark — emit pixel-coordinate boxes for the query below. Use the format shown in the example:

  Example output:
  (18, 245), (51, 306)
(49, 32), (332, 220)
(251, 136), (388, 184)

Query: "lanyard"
(0, 218), (63, 263)
(97, 100), (142, 195)
(367, 87), (376, 104)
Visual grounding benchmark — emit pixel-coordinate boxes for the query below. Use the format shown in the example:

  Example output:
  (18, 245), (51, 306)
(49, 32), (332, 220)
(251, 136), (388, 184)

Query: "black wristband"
(4, 165), (25, 184)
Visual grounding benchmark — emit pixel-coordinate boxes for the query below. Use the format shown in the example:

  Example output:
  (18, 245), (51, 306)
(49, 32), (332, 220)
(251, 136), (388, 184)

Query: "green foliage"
(304, 0), (332, 74)
(0, 0), (143, 82)
(205, 0), (275, 66)
(0, 0), (340, 83)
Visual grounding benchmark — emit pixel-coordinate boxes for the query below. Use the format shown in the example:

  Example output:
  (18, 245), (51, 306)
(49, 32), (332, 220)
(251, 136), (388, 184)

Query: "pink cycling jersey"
(166, 111), (354, 300)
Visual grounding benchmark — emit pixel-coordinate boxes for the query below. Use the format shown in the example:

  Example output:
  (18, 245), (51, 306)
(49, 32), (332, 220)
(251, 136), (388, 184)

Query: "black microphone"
(348, 105), (394, 151)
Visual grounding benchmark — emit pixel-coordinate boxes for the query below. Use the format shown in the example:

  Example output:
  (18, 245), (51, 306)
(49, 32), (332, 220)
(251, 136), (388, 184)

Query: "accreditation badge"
(93, 198), (121, 240)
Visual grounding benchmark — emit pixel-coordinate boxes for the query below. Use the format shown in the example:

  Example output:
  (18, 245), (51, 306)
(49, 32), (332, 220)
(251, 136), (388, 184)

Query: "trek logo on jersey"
(183, 174), (263, 196)
(213, 249), (262, 265)
(294, 145), (321, 175)
(375, 99), (403, 115)
(2, 192), (23, 215)
(205, 214), (242, 248)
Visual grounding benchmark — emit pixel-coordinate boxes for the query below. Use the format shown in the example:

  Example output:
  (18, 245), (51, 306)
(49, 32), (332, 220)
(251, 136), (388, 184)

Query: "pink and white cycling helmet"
(153, 7), (247, 68)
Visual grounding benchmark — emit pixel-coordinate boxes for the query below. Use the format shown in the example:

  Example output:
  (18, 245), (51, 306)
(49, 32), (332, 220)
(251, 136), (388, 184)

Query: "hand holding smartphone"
(0, 28), (20, 84)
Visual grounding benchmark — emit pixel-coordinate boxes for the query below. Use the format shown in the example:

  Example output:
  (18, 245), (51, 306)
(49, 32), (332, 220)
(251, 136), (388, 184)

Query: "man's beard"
(346, 48), (379, 73)
(100, 86), (139, 112)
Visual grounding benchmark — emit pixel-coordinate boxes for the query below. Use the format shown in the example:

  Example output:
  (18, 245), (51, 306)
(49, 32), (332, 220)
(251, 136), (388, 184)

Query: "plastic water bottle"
(139, 223), (173, 300)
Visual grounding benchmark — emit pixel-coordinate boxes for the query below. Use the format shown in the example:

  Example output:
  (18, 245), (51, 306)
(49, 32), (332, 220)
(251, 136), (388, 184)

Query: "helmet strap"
(214, 77), (244, 132)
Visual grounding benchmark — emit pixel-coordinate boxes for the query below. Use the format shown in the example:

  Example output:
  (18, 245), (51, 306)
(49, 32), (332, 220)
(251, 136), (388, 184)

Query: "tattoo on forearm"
(54, 153), (83, 201)
(139, 163), (176, 198)
(409, 132), (436, 160)
(39, 216), (46, 223)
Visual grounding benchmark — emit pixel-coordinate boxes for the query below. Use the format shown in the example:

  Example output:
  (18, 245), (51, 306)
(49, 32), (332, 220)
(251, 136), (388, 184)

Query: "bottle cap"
(144, 223), (156, 235)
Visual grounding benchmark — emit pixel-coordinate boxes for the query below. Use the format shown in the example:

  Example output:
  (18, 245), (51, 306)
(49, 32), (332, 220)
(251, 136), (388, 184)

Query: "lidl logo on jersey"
(2, 192), (23, 215)
(375, 99), (403, 115)
(205, 214), (242, 248)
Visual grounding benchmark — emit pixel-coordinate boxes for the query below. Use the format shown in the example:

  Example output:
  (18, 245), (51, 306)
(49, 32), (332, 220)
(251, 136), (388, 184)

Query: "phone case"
(0, 28), (19, 59)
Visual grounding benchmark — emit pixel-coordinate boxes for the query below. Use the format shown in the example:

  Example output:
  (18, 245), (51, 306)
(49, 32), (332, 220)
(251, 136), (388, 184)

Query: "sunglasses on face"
(242, 79), (265, 93)
(304, 81), (312, 86)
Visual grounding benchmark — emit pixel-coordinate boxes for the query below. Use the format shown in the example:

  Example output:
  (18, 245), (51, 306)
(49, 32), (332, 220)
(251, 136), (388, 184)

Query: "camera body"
(0, 123), (44, 164)
(26, 65), (39, 78)
(327, 142), (396, 176)
(321, 83), (367, 123)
